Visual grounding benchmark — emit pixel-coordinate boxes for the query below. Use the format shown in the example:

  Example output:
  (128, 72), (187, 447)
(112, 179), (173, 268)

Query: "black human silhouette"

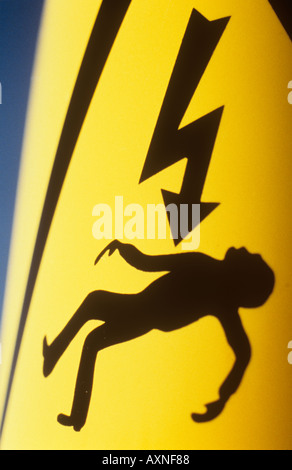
(43, 241), (275, 432)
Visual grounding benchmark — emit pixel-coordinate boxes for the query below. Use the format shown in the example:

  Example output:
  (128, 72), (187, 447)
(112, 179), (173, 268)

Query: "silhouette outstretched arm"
(95, 240), (202, 272)
(192, 312), (251, 422)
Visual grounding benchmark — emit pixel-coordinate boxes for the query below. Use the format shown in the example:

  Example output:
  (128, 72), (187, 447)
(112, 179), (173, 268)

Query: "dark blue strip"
(0, 0), (45, 320)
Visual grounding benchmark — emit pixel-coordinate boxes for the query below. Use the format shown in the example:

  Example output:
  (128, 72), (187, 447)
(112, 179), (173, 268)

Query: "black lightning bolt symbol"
(140, 9), (230, 245)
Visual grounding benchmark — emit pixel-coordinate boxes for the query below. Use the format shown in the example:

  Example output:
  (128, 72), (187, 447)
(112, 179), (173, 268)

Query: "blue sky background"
(0, 0), (45, 326)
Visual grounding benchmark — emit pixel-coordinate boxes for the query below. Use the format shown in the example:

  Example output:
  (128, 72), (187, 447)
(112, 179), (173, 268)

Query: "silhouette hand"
(94, 240), (122, 265)
(191, 399), (226, 423)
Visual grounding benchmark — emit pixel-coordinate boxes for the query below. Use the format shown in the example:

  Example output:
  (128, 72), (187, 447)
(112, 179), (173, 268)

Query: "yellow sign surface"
(0, 0), (291, 450)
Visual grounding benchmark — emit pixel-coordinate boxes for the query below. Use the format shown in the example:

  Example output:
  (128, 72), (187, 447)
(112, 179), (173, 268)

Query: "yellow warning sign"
(0, 0), (292, 450)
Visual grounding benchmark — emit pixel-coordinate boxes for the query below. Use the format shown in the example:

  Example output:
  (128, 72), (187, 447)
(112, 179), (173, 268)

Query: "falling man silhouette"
(43, 240), (275, 431)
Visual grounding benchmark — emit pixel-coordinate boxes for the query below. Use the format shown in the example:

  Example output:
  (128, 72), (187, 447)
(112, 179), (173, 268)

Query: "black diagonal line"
(0, 0), (132, 438)
(268, 0), (292, 41)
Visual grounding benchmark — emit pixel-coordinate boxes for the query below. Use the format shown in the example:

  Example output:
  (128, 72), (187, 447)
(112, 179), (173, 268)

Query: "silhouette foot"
(57, 414), (83, 432)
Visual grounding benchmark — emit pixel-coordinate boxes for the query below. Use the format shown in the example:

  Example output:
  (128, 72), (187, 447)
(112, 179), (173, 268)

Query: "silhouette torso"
(135, 253), (228, 332)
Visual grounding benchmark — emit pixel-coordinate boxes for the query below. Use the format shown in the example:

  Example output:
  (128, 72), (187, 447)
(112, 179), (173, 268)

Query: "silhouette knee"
(83, 327), (105, 354)
(85, 290), (107, 306)
(82, 291), (105, 318)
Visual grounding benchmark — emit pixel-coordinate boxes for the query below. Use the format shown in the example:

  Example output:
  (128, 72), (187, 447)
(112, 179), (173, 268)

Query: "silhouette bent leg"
(57, 324), (106, 432)
(57, 320), (152, 431)
(43, 290), (129, 377)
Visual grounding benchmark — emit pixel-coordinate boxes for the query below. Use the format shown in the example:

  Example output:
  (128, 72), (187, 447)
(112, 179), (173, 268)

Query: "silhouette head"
(224, 247), (275, 308)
